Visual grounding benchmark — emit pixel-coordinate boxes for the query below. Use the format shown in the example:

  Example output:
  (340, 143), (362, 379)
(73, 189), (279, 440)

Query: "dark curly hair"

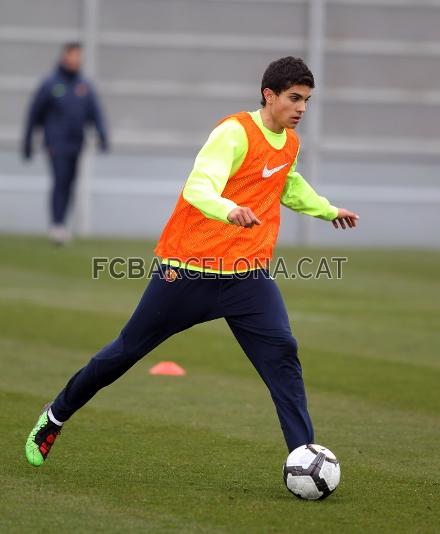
(260, 57), (314, 106)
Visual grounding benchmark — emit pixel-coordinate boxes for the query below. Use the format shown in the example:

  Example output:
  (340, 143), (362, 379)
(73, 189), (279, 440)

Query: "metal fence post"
(298, 0), (326, 246)
(75, 0), (100, 237)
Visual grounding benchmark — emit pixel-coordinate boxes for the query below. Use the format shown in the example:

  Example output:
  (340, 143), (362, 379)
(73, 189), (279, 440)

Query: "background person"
(22, 42), (109, 245)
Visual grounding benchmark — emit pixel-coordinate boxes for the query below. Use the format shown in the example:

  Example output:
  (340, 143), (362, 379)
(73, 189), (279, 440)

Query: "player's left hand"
(332, 208), (359, 229)
(99, 140), (110, 153)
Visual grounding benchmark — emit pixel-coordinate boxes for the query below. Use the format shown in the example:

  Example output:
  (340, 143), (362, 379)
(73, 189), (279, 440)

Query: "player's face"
(265, 85), (312, 130)
(62, 48), (82, 72)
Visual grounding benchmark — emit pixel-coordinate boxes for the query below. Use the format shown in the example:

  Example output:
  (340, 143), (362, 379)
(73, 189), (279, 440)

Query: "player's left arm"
(281, 161), (359, 230)
(87, 83), (109, 152)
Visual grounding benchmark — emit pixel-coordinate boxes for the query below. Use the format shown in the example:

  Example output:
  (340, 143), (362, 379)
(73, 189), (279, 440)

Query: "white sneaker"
(49, 225), (71, 245)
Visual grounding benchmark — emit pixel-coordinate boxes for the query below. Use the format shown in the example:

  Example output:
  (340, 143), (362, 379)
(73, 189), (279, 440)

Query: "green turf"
(1, 235), (439, 533)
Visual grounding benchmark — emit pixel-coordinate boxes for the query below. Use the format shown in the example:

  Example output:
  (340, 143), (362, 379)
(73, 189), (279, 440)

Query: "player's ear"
(263, 88), (275, 105)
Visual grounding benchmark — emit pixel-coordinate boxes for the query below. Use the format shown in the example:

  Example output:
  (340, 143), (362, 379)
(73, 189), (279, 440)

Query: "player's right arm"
(182, 120), (260, 228)
(22, 79), (51, 160)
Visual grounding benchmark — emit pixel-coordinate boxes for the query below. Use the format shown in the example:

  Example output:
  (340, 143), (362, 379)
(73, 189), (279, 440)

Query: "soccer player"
(25, 57), (358, 466)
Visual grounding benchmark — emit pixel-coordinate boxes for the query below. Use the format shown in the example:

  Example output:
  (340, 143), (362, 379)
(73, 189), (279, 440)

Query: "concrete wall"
(0, 0), (439, 247)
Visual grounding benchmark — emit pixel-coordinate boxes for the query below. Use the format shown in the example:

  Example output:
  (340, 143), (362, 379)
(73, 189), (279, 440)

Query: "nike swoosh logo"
(262, 162), (289, 178)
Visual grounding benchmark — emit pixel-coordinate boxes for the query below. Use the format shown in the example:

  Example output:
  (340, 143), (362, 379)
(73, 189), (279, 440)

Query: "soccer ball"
(283, 444), (340, 500)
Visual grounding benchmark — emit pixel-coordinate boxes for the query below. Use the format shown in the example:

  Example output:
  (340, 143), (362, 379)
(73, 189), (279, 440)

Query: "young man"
(22, 42), (109, 245)
(25, 57), (358, 466)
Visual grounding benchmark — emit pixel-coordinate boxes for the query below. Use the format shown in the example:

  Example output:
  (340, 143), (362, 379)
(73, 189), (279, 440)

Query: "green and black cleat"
(25, 407), (62, 467)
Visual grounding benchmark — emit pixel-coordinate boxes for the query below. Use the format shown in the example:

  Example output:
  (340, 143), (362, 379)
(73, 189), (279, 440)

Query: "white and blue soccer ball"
(283, 444), (341, 500)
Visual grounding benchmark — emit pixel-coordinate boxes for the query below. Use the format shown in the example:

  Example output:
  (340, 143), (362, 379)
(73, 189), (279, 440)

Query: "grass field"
(1, 235), (439, 533)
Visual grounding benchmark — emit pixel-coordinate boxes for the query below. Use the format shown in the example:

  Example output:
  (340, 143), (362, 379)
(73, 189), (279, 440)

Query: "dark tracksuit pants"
(51, 267), (314, 452)
(48, 153), (79, 225)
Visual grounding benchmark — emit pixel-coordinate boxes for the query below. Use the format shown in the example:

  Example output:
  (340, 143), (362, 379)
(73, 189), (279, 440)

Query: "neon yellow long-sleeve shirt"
(182, 110), (338, 223)
(162, 110), (338, 273)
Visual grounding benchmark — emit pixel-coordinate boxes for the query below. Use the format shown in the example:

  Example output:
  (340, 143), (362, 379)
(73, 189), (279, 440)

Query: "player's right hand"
(227, 206), (261, 228)
(22, 145), (32, 161)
